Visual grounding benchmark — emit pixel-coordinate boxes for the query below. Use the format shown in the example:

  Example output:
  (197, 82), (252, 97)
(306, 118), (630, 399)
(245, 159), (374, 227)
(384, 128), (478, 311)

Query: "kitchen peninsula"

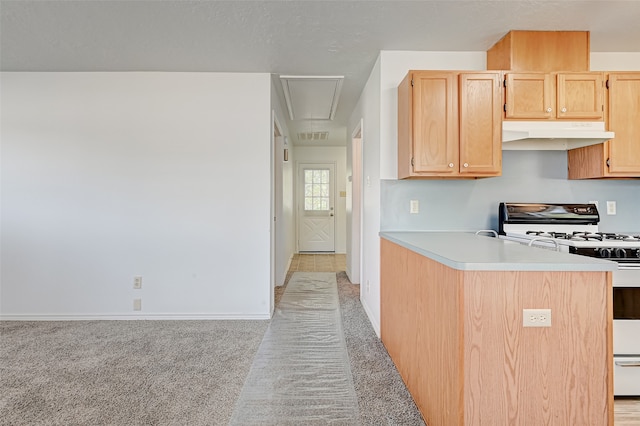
(380, 232), (616, 426)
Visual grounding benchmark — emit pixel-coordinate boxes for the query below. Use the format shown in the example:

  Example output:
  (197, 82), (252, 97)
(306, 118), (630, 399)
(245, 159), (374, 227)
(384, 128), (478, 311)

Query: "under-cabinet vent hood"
(502, 121), (614, 150)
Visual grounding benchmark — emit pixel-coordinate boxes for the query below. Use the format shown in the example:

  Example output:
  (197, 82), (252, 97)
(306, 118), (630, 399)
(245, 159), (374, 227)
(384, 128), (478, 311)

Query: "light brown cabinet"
(380, 237), (613, 426)
(398, 71), (502, 179)
(568, 72), (640, 178)
(487, 30), (590, 72)
(504, 72), (605, 120)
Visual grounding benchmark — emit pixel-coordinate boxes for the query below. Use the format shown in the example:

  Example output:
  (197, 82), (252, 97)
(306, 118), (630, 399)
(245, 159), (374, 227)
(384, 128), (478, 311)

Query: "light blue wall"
(381, 150), (639, 233)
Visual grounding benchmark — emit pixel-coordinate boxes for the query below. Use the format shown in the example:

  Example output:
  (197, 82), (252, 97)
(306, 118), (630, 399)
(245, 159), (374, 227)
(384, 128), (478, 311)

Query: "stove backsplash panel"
(381, 151), (639, 232)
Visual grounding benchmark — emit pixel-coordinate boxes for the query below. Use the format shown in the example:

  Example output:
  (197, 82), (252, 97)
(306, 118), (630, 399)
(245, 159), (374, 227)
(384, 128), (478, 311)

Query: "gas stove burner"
(571, 231), (603, 241)
(596, 232), (640, 242)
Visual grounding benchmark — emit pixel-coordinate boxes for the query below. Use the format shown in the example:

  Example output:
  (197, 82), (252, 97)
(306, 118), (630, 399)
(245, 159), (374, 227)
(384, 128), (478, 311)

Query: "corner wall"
(1, 72), (273, 319)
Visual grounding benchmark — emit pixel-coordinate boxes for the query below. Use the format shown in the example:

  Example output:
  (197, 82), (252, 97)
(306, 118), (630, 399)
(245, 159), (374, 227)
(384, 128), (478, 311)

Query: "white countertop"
(380, 231), (618, 272)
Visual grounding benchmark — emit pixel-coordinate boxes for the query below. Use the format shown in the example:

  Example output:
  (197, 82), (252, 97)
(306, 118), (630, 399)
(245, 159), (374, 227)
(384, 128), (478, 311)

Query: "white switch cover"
(410, 200), (419, 214)
(606, 201), (616, 215)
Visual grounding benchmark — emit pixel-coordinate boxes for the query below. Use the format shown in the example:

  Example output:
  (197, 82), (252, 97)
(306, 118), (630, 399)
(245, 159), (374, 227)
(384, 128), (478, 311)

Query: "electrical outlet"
(133, 276), (142, 289)
(606, 201), (616, 215)
(589, 200), (599, 208)
(133, 299), (142, 311)
(523, 309), (551, 327)
(410, 200), (419, 214)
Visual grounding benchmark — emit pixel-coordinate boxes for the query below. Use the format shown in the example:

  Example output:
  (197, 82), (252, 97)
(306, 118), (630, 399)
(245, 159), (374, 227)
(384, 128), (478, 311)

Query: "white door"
(298, 163), (335, 252)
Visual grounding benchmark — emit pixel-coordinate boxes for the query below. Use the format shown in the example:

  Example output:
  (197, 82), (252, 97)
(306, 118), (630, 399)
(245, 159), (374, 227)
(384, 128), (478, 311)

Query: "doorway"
(297, 163), (336, 252)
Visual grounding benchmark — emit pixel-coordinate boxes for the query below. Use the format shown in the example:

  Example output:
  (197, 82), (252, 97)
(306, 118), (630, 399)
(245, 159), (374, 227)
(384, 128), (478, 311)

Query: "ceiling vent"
(280, 76), (344, 120)
(297, 132), (329, 142)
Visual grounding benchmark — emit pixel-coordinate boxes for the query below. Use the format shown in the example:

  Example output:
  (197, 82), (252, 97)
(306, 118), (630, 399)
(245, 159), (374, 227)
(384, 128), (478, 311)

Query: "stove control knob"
(614, 248), (627, 259)
(598, 248), (612, 258)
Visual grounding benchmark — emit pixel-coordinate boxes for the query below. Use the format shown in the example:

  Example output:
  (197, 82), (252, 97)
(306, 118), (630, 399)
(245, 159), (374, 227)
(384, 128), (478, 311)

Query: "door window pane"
(304, 168), (330, 211)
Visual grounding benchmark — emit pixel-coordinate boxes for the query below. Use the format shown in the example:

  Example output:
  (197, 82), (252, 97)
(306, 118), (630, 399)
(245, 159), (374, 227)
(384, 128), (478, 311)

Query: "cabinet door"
(557, 73), (604, 119)
(607, 73), (640, 174)
(505, 73), (554, 119)
(459, 73), (502, 175)
(412, 72), (458, 174)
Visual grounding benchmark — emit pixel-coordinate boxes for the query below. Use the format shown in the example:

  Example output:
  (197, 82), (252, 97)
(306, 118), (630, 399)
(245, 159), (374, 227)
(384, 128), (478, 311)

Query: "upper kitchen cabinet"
(487, 30), (590, 72)
(398, 71), (502, 179)
(504, 72), (605, 120)
(568, 73), (640, 178)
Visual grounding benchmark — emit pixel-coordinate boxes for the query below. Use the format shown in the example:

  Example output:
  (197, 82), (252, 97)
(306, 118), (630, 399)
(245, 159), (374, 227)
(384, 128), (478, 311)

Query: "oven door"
(613, 268), (640, 354)
(613, 267), (640, 396)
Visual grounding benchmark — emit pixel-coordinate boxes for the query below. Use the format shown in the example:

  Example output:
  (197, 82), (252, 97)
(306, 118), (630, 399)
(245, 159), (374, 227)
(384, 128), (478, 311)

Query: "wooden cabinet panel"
(398, 70), (502, 179)
(557, 73), (604, 119)
(505, 73), (553, 119)
(505, 72), (604, 120)
(459, 73), (502, 174)
(607, 73), (640, 174)
(380, 238), (613, 425)
(567, 72), (640, 178)
(412, 72), (457, 174)
(487, 30), (590, 72)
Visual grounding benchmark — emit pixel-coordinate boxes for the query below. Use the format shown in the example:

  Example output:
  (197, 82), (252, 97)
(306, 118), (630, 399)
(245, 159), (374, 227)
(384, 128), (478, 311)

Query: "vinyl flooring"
(289, 254), (640, 425)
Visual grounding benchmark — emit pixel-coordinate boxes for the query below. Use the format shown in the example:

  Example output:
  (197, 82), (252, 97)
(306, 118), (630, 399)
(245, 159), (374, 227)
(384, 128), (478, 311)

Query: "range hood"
(502, 121), (614, 150)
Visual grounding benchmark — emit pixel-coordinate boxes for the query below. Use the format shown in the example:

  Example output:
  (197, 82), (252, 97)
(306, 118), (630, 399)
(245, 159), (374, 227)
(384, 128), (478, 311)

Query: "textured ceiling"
(2, 0), (640, 146)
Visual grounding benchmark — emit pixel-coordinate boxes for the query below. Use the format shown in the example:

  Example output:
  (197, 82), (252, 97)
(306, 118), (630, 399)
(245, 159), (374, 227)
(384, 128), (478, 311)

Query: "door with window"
(298, 163), (335, 252)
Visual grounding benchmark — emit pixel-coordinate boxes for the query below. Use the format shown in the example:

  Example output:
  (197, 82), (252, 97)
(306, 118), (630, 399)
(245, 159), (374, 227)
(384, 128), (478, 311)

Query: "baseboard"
(360, 297), (381, 338)
(0, 313), (272, 321)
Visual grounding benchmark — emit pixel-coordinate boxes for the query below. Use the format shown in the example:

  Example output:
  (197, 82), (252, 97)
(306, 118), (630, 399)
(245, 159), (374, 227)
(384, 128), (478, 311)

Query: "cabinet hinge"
(503, 103), (507, 112)
(411, 157), (414, 167)
(606, 79), (610, 89)
(606, 158), (610, 168)
(503, 79), (507, 88)
(411, 79), (414, 87)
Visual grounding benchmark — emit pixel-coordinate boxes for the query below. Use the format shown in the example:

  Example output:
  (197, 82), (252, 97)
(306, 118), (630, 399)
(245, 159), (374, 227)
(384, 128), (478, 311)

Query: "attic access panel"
(280, 76), (344, 120)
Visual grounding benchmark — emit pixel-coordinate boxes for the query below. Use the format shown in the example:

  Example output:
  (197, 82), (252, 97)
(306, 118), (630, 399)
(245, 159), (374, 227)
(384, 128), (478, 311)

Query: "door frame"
(348, 119), (363, 284)
(270, 111), (284, 316)
(296, 161), (337, 253)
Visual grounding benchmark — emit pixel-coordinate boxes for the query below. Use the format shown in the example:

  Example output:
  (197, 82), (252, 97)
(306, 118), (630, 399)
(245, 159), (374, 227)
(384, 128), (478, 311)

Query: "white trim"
(360, 298), (380, 338)
(0, 313), (272, 321)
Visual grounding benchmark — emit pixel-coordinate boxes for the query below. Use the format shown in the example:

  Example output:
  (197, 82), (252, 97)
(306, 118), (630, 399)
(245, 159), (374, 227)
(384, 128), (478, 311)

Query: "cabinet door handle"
(463, 163), (469, 168)
(546, 107), (552, 113)
(561, 107), (567, 113)
(448, 163), (454, 168)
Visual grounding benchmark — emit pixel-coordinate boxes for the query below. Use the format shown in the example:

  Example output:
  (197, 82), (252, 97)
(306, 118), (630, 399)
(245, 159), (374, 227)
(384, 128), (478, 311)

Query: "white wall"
(351, 52), (491, 335)
(348, 56), (382, 334)
(1, 72), (273, 319)
(294, 146), (347, 254)
(270, 76), (296, 288)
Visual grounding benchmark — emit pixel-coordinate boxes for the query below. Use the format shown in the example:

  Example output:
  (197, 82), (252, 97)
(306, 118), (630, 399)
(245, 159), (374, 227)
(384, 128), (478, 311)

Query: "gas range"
(498, 203), (640, 265)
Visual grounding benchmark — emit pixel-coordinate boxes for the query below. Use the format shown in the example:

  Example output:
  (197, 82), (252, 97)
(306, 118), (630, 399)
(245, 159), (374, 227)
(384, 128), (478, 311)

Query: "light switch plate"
(606, 201), (616, 215)
(410, 200), (419, 214)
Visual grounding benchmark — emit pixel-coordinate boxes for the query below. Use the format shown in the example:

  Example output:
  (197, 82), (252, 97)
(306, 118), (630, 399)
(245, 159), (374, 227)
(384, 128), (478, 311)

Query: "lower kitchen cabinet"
(380, 238), (613, 425)
(568, 72), (640, 178)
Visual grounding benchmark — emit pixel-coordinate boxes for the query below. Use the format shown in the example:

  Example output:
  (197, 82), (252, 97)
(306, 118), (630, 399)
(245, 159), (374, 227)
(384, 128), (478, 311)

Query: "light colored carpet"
(1, 273), (425, 425)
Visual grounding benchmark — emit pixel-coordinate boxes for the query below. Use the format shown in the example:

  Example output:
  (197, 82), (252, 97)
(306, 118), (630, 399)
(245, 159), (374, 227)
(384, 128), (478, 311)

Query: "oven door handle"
(615, 360), (640, 367)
